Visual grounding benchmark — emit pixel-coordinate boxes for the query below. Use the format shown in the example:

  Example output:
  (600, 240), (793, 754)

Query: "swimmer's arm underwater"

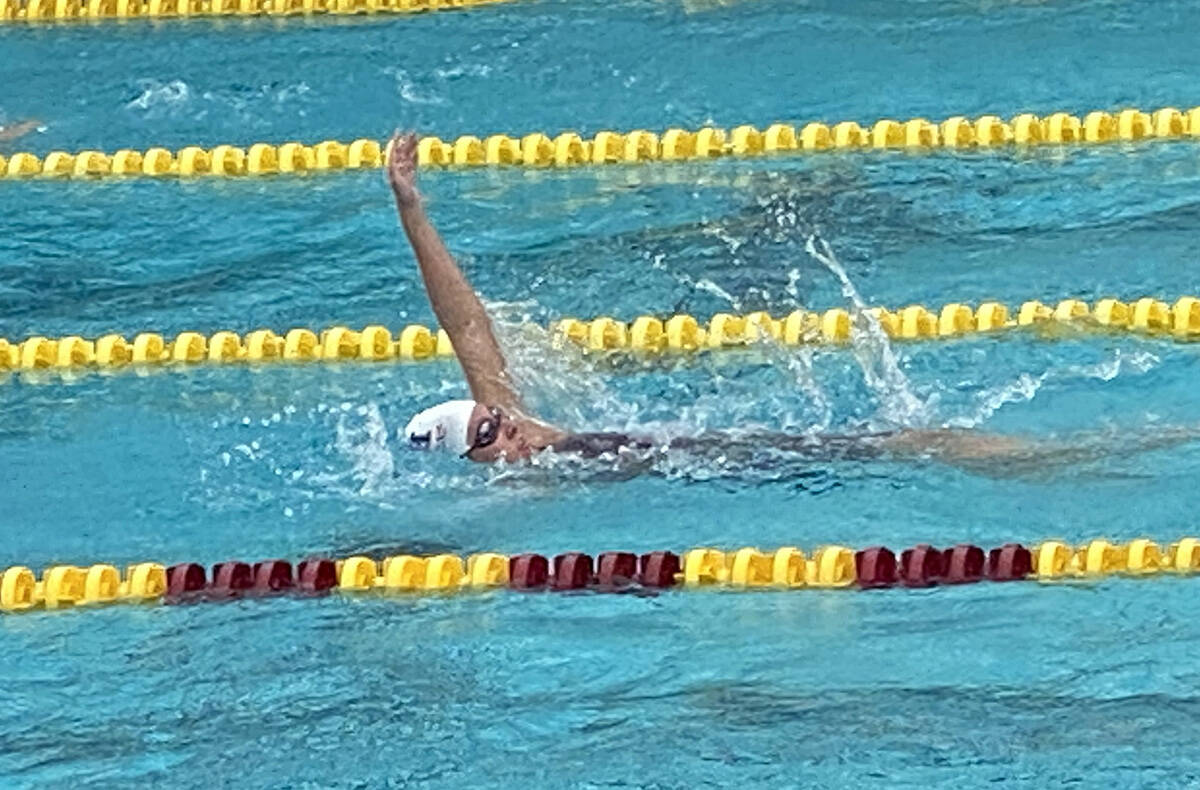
(386, 131), (523, 413)
(0, 119), (39, 144)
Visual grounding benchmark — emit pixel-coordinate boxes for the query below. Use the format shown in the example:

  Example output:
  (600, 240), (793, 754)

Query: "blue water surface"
(4, 0), (1200, 786)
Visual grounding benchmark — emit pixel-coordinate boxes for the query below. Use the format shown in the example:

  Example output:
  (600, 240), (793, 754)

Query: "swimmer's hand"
(386, 130), (420, 209)
(0, 119), (40, 144)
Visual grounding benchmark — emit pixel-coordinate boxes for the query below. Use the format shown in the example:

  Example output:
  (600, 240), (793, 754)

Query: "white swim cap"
(404, 400), (477, 454)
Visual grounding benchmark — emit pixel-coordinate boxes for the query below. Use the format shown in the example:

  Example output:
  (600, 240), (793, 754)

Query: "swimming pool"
(6, 0), (1200, 785)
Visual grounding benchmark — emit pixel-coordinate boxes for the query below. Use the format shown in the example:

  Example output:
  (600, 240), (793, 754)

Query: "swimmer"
(0, 119), (40, 145)
(387, 130), (1198, 472)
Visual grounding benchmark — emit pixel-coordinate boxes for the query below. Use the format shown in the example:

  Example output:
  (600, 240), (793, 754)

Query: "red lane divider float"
(165, 558), (337, 601)
(1, 539), (1194, 614)
(860, 543), (1031, 587)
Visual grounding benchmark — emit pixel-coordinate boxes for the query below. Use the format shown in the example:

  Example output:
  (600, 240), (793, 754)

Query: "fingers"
(399, 132), (418, 162)
(384, 129), (422, 203)
(386, 130), (405, 163)
(386, 130), (419, 169)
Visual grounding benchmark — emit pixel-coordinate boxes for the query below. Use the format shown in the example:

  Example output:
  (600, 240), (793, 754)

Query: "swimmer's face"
(463, 403), (533, 463)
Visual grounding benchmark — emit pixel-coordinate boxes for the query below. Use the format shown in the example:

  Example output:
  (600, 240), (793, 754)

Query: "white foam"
(382, 67), (447, 106)
(333, 402), (395, 497)
(946, 372), (1046, 429)
(126, 79), (191, 111)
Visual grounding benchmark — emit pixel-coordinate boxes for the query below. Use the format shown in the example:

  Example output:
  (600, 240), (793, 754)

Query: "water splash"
(943, 348), (1160, 430)
(692, 277), (742, 308)
(490, 294), (841, 455)
(125, 79), (191, 112)
(488, 301), (640, 433)
(332, 402), (394, 497)
(772, 343), (834, 434)
(1067, 349), (1159, 382)
(323, 400), (490, 498)
(433, 63), (494, 80)
(125, 78), (313, 122)
(946, 372), (1046, 429)
(382, 66), (447, 106)
(805, 234), (931, 429)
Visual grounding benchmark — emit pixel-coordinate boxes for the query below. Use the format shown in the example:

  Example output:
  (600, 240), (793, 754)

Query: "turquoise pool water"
(6, 0), (1200, 785)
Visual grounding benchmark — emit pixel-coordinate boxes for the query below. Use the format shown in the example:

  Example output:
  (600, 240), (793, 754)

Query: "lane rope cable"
(1, 295), (1197, 374)
(2, 537), (1196, 614)
(0, 0), (506, 24)
(1, 106), (1198, 181)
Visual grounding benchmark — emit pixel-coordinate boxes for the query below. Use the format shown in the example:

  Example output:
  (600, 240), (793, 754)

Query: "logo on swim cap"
(403, 400), (476, 454)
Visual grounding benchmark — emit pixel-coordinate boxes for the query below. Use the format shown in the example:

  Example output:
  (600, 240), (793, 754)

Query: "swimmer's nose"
(506, 423), (518, 440)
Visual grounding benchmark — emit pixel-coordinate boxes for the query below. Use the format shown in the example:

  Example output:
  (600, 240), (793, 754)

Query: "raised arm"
(386, 131), (524, 413)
